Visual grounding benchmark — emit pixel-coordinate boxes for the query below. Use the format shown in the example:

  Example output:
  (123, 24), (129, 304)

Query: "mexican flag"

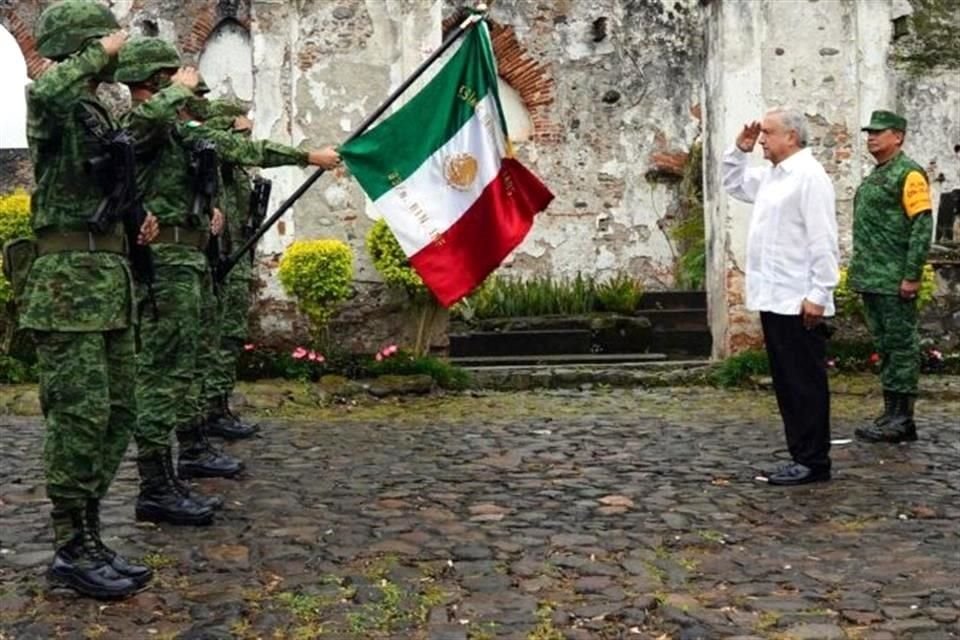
(340, 21), (553, 307)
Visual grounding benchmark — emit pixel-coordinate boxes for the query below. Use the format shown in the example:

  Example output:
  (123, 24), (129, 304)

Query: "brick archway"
(182, 1), (251, 55)
(1, 10), (52, 79)
(443, 12), (558, 144)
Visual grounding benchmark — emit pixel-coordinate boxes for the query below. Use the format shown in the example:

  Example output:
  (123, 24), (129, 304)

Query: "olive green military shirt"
(19, 42), (134, 332)
(124, 86), (308, 269)
(849, 151), (933, 294)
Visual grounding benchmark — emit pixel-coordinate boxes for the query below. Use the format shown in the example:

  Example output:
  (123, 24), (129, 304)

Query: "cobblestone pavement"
(1, 379), (958, 640)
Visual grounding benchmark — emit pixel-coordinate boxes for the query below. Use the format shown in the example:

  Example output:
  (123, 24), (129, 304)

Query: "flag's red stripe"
(410, 158), (554, 307)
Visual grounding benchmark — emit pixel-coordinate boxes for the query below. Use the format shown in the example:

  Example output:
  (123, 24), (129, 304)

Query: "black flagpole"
(216, 10), (486, 283)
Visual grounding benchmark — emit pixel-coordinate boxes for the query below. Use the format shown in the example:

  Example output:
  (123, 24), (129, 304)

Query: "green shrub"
(456, 273), (598, 320)
(596, 272), (644, 314)
(366, 218), (428, 299)
(709, 349), (770, 388)
(278, 239), (354, 343)
(0, 190), (32, 246)
(674, 142), (706, 289)
(367, 351), (470, 390)
(0, 353), (36, 383)
(366, 218), (441, 355)
(236, 345), (469, 390)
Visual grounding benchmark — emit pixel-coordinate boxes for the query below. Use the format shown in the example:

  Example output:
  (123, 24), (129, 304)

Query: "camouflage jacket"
(124, 90), (306, 270)
(19, 42), (134, 332)
(849, 151), (933, 294)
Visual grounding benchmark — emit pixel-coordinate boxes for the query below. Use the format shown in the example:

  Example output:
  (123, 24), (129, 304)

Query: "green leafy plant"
(455, 273), (598, 320)
(366, 218), (441, 356)
(674, 142), (706, 289)
(709, 349), (770, 388)
(0, 190), (32, 247)
(278, 239), (353, 345)
(596, 271), (644, 314)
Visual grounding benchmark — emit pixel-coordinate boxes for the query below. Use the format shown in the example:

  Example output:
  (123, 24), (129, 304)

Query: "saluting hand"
(308, 147), (341, 170)
(211, 208), (225, 236)
(172, 66), (199, 91)
(737, 121), (762, 153)
(138, 213), (159, 246)
(99, 30), (128, 57)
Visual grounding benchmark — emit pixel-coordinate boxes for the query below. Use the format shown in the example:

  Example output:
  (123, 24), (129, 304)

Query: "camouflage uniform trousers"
(199, 262), (253, 411)
(861, 293), (920, 394)
(192, 267), (225, 420)
(134, 263), (204, 453)
(35, 328), (135, 511)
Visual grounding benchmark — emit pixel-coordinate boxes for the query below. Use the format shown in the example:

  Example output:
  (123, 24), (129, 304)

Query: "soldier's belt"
(155, 226), (208, 249)
(36, 231), (127, 256)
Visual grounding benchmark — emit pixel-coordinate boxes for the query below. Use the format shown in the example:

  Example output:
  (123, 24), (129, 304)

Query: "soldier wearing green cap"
(191, 99), (264, 441)
(850, 110), (934, 443)
(20, 0), (158, 599)
(115, 39), (341, 525)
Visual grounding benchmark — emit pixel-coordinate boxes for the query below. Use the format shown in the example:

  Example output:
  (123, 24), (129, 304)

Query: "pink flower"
(385, 344), (398, 355)
(826, 358), (836, 369)
(375, 353), (383, 362)
(292, 347), (308, 360)
(243, 343), (256, 352)
(307, 350), (324, 362)
(930, 349), (943, 360)
(868, 353), (880, 365)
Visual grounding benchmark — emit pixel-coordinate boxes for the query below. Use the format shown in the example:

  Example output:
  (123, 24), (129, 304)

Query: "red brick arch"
(182, 6), (251, 55)
(443, 13), (558, 143)
(1, 10), (53, 80)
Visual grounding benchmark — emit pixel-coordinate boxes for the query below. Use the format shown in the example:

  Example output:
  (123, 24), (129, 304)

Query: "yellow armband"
(902, 170), (932, 218)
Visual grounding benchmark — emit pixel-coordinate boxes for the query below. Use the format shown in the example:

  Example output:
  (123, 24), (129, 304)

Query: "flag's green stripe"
(340, 27), (495, 201)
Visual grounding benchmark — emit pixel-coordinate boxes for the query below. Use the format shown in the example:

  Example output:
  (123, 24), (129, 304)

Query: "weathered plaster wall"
(704, 0), (960, 357)
(465, 0), (704, 288)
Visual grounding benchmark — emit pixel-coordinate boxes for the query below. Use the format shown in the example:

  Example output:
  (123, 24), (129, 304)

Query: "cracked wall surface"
(2, 0), (957, 355)
(704, 0), (960, 357)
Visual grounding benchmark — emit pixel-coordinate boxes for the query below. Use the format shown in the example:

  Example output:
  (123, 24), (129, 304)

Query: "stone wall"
(703, 0), (960, 357)
(2, 0), (957, 356)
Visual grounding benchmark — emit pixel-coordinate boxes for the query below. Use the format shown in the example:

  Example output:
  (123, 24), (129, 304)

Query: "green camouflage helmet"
(35, 0), (119, 60)
(114, 37), (181, 84)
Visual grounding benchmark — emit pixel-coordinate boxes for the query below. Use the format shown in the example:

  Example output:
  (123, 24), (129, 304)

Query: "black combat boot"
(855, 392), (919, 443)
(135, 450), (216, 525)
(161, 447), (224, 511)
(855, 389), (897, 439)
(85, 499), (153, 587)
(177, 424), (245, 479)
(47, 507), (139, 600)
(205, 393), (259, 440)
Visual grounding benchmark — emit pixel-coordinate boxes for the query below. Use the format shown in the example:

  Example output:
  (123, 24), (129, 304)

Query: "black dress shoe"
(764, 462), (830, 486)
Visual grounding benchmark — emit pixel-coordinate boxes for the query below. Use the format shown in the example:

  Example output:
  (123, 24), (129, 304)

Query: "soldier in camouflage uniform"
(850, 111), (934, 443)
(21, 0), (157, 599)
(192, 98), (262, 441)
(116, 38), (340, 525)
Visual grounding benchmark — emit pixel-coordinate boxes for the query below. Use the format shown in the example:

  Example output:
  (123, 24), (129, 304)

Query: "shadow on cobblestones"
(1, 376), (958, 640)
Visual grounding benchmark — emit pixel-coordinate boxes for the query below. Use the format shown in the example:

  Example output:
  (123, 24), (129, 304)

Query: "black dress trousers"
(760, 312), (831, 471)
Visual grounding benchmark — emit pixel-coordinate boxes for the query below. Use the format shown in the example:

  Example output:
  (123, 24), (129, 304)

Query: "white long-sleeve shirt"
(722, 146), (840, 316)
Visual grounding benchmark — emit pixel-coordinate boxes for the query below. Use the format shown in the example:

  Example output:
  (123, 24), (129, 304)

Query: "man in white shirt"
(722, 107), (840, 486)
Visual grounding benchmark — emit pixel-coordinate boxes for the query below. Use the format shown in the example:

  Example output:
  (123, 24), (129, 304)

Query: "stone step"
(637, 289), (706, 310)
(450, 352), (670, 367)
(637, 307), (708, 331)
(650, 327), (713, 356)
(449, 329), (593, 358)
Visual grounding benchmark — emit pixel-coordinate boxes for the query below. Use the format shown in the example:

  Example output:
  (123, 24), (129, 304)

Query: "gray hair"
(767, 107), (809, 148)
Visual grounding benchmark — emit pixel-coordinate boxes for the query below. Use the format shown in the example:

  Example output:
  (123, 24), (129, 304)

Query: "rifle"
(243, 177), (272, 261)
(86, 130), (158, 318)
(187, 140), (223, 278)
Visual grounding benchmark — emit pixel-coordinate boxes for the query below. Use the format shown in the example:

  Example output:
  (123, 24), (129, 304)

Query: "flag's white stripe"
(373, 94), (507, 256)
